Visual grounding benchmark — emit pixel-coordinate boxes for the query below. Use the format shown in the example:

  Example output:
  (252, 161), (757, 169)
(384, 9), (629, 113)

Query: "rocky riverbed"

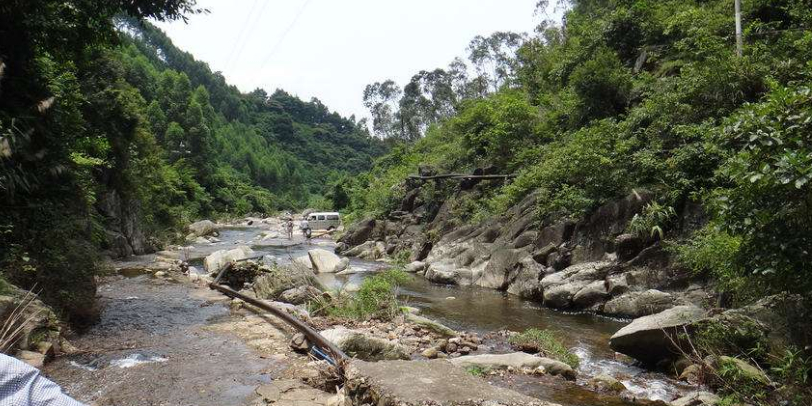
(36, 218), (723, 406)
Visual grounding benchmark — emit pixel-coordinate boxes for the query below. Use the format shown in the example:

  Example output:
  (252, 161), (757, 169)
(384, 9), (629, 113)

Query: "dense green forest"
(344, 0), (812, 303)
(0, 0), (386, 323)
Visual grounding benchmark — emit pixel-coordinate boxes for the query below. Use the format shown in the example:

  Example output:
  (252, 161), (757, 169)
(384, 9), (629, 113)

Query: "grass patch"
(310, 269), (410, 321)
(466, 366), (486, 377)
(509, 328), (580, 369)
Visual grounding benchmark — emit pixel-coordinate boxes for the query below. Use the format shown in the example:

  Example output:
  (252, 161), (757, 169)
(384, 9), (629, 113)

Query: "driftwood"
(209, 263), (348, 372)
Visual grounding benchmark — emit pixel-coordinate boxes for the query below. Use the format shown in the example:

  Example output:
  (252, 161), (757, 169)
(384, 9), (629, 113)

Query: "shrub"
(311, 270), (410, 321)
(509, 328), (580, 368)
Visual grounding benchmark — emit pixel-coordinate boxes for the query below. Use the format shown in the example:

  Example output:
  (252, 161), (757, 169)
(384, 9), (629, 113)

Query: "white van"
(307, 212), (341, 231)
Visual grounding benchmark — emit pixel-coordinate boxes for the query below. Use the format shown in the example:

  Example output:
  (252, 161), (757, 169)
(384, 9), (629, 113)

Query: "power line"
(226, 0), (273, 72)
(223, 0), (261, 71)
(257, 0), (314, 72)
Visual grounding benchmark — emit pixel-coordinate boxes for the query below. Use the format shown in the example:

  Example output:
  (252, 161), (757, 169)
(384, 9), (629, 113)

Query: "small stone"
(446, 342), (458, 353)
(446, 296), (456, 300)
(290, 333), (309, 352)
(16, 350), (45, 369)
(460, 346), (472, 355)
(421, 347), (439, 359)
(154, 271), (167, 277)
(436, 352), (448, 359)
(388, 331), (397, 340)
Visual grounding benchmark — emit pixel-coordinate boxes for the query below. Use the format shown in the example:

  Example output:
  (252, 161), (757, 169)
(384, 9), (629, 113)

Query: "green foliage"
(312, 270), (410, 321)
(716, 357), (770, 404)
(693, 316), (769, 361)
(771, 348), (812, 387)
(628, 201), (677, 239)
(466, 366), (486, 377)
(0, 0), (387, 324)
(673, 226), (745, 296)
(347, 0), (812, 300)
(509, 328), (580, 369)
(703, 84), (812, 295)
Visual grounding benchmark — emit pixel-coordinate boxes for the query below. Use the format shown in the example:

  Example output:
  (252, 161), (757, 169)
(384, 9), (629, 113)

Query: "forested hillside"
(344, 0), (812, 301)
(0, 0), (386, 323)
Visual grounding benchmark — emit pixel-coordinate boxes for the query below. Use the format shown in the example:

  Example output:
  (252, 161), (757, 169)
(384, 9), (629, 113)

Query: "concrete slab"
(345, 359), (559, 406)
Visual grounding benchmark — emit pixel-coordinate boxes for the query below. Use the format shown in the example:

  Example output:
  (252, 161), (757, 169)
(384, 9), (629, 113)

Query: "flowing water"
(48, 225), (693, 405)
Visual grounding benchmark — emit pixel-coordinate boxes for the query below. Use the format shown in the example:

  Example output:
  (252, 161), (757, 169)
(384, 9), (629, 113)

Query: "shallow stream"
(49, 225), (693, 405)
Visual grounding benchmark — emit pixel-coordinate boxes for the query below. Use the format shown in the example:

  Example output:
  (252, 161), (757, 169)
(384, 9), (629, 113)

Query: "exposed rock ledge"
(337, 187), (712, 320)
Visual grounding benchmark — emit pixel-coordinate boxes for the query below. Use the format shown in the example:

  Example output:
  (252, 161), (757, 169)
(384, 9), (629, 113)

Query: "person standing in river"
(300, 217), (311, 243)
(286, 218), (294, 240)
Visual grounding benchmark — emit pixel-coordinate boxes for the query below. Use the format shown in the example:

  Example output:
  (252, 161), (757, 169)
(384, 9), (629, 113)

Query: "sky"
(155, 0), (545, 121)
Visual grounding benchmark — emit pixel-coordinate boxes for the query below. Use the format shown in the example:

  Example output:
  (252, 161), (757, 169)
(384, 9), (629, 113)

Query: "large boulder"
(609, 305), (707, 365)
(307, 249), (345, 273)
(339, 218), (376, 247)
(477, 248), (525, 290)
(424, 263), (473, 286)
(203, 246), (254, 273)
(320, 327), (409, 361)
(253, 265), (324, 300)
(506, 258), (545, 300)
(603, 289), (675, 318)
(543, 280), (589, 309)
(572, 280), (609, 308)
(188, 220), (217, 237)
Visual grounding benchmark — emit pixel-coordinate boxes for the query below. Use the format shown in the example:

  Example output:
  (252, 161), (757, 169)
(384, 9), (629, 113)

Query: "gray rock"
(203, 246), (254, 273)
(404, 261), (427, 273)
(339, 218), (376, 247)
(506, 257), (544, 300)
(253, 265), (324, 300)
(478, 248), (525, 290)
(308, 249), (343, 273)
(188, 220), (217, 237)
(405, 313), (457, 337)
(279, 285), (322, 305)
(603, 289), (675, 318)
(609, 305), (707, 365)
(450, 352), (576, 379)
(587, 374), (627, 393)
(572, 280), (609, 308)
(320, 327), (409, 361)
(544, 280), (589, 309)
(670, 391), (721, 406)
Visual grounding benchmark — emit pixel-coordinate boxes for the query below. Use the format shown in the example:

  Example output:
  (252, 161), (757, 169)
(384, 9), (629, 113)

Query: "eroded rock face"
(541, 262), (612, 309)
(610, 305), (707, 365)
(339, 184), (707, 322)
